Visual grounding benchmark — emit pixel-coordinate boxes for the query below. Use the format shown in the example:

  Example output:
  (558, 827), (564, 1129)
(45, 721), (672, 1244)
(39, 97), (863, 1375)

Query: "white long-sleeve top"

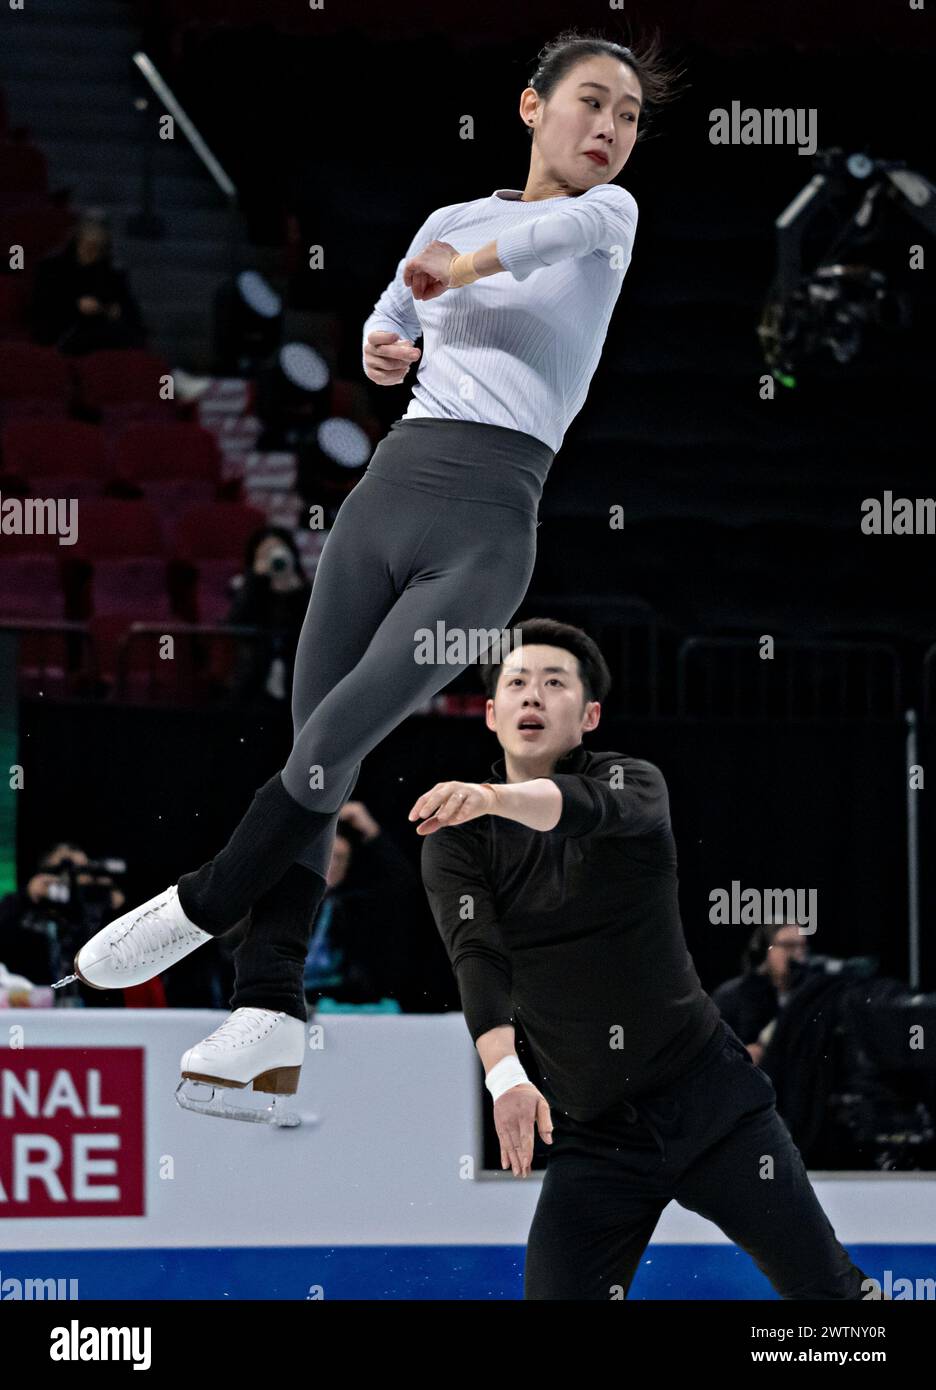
(361, 183), (638, 453)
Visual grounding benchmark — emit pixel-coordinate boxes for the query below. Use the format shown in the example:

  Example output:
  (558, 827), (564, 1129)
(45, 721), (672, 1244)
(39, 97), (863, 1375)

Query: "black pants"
(524, 1021), (870, 1300)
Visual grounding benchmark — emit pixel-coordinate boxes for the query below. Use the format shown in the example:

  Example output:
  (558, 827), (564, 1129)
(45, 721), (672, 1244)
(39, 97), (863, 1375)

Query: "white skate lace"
(110, 895), (204, 974)
(198, 1009), (280, 1054)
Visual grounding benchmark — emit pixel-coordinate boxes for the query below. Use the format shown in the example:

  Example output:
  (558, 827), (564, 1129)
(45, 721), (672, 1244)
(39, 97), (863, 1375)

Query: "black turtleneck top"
(421, 744), (721, 1122)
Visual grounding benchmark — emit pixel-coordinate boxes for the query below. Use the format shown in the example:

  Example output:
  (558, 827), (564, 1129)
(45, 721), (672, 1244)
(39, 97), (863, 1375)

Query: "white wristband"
(485, 1054), (530, 1102)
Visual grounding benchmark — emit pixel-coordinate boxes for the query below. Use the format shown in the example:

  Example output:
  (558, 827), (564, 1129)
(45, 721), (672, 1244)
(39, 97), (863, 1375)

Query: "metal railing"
(0, 621), (96, 695)
(115, 622), (270, 703)
(129, 51), (239, 270)
(132, 52), (237, 201)
(0, 618), (927, 723)
(676, 637), (902, 719)
(922, 643), (936, 718)
(524, 593), (666, 716)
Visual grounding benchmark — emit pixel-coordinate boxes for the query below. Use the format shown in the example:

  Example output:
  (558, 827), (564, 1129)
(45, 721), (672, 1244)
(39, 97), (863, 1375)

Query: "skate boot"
(174, 1007), (311, 1128)
(54, 885), (212, 992)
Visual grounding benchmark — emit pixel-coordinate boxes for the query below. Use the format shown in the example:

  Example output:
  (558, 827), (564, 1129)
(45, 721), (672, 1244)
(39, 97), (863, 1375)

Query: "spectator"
(225, 526), (311, 703)
(302, 800), (417, 1007)
(31, 211), (146, 355)
(0, 841), (125, 1002)
(711, 920), (811, 1064)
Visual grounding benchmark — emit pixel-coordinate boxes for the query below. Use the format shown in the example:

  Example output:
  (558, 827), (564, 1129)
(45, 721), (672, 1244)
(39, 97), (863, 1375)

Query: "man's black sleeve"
(420, 827), (514, 1042)
(710, 978), (743, 1035)
(547, 753), (671, 838)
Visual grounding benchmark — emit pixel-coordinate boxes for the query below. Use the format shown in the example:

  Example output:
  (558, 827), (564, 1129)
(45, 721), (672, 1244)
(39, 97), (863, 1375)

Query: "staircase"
(0, 0), (280, 369)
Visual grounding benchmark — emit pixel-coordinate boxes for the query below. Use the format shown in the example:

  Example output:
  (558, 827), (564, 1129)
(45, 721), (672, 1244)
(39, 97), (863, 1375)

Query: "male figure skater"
(414, 617), (874, 1300)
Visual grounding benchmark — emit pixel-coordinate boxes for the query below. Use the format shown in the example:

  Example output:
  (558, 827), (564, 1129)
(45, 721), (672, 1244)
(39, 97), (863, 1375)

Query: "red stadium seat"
(86, 552), (174, 682)
(72, 349), (172, 424)
(87, 613), (135, 683)
(0, 343), (70, 420)
(71, 498), (165, 558)
(115, 421), (221, 481)
(89, 556), (172, 617)
(0, 513), (63, 554)
(1, 622), (94, 697)
(2, 418), (110, 480)
(173, 500), (266, 560)
(192, 560), (243, 621)
(0, 205), (75, 265)
(0, 555), (64, 619)
(0, 275), (31, 339)
(142, 478), (217, 547)
(32, 474), (104, 501)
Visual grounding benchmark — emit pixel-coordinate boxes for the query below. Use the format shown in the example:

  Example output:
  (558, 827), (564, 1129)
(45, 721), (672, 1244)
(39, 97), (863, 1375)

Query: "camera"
(268, 546), (292, 574)
(30, 856), (127, 993)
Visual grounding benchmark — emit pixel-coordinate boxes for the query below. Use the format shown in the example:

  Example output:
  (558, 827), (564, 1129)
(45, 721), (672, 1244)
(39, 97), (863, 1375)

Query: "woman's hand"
(403, 240), (460, 301)
(363, 330), (420, 385)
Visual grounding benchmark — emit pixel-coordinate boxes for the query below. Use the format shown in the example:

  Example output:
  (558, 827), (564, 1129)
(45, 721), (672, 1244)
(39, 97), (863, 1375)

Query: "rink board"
(1, 1011), (933, 1300)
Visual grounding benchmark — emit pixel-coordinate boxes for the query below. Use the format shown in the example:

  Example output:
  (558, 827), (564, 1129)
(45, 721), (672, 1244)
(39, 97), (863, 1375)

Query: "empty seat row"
(0, 344), (172, 423)
(1, 418), (222, 481)
(0, 548), (265, 625)
(0, 498), (265, 560)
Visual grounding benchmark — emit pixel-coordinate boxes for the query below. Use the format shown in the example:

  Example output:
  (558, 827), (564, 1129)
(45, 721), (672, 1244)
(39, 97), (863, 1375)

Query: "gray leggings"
(279, 417), (554, 876)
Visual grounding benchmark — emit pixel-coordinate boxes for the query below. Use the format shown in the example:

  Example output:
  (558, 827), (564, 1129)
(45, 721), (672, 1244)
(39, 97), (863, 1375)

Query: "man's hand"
(403, 240), (460, 300)
(494, 1084), (553, 1177)
(363, 330), (420, 385)
(408, 780), (497, 835)
(746, 1041), (766, 1066)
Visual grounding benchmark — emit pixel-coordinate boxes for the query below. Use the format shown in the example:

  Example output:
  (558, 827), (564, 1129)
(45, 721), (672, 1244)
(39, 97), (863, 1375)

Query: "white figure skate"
(175, 1007), (312, 1128)
(52, 885), (212, 992)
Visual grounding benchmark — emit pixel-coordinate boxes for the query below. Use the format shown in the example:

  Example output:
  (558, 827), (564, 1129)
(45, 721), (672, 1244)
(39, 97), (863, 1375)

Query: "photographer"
(711, 920), (811, 1064)
(302, 801), (418, 1007)
(0, 841), (125, 1001)
(225, 526), (311, 703)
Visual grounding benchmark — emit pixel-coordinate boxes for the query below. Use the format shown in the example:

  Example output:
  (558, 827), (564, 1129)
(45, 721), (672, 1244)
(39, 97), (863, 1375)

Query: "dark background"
(9, 0), (936, 1011)
(16, 695), (925, 1013)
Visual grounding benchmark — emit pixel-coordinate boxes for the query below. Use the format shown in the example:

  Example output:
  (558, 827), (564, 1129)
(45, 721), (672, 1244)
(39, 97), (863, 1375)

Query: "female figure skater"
(65, 29), (678, 1123)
